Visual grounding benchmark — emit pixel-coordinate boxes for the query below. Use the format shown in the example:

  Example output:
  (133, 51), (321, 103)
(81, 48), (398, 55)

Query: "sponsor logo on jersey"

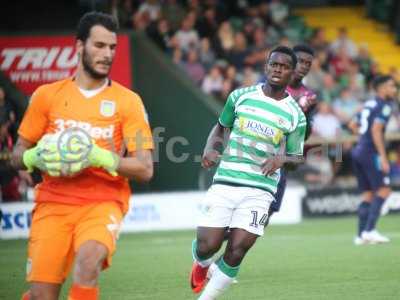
(100, 100), (116, 117)
(239, 117), (283, 144)
(54, 118), (114, 139)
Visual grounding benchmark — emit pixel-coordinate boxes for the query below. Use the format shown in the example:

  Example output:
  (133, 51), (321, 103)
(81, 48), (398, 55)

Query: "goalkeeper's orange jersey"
(18, 78), (154, 213)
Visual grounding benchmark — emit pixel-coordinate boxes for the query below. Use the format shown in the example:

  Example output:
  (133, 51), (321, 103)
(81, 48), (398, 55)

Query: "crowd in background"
(106, 0), (400, 186)
(0, 86), (33, 202)
(2, 1), (400, 201)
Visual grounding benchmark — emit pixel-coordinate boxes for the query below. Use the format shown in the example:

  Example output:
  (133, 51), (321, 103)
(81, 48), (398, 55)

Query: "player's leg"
(195, 227), (227, 261)
(357, 191), (373, 237)
(191, 184), (235, 293)
(23, 283), (61, 300)
(191, 227), (227, 293)
(69, 241), (106, 300)
(361, 155), (391, 243)
(69, 202), (123, 300)
(351, 152), (373, 244)
(199, 228), (258, 300)
(22, 203), (75, 300)
(362, 187), (391, 243)
(198, 187), (273, 299)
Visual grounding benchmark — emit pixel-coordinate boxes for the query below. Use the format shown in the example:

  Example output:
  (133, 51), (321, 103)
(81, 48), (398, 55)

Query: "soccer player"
(268, 44), (316, 219)
(351, 75), (397, 245)
(190, 46), (306, 299)
(12, 12), (154, 300)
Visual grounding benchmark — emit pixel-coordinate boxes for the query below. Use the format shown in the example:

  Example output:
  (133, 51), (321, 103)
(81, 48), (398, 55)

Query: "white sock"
(198, 264), (235, 300)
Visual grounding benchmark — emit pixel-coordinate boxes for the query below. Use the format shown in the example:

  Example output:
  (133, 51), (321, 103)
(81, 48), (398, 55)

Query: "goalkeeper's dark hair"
(293, 44), (315, 57)
(372, 75), (393, 90)
(77, 11), (118, 42)
(268, 46), (297, 69)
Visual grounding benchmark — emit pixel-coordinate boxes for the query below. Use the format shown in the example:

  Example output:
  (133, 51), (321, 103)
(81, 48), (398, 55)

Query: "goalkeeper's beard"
(81, 48), (110, 80)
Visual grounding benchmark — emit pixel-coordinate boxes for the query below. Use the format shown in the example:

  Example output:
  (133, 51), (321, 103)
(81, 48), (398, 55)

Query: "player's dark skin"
(197, 52), (295, 267)
(289, 51), (316, 110)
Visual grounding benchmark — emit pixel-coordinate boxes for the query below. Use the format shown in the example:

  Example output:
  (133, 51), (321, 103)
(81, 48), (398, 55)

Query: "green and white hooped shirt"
(214, 84), (307, 194)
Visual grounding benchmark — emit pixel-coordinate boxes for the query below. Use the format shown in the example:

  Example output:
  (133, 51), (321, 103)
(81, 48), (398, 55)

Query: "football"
(39, 128), (92, 177)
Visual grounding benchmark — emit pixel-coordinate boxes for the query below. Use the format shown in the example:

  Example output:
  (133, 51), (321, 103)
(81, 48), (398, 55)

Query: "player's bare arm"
(117, 149), (153, 182)
(11, 137), (35, 170)
(371, 122), (390, 173)
(261, 155), (304, 176)
(201, 123), (230, 169)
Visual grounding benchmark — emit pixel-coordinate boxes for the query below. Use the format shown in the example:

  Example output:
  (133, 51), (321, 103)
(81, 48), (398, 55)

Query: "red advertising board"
(0, 34), (132, 95)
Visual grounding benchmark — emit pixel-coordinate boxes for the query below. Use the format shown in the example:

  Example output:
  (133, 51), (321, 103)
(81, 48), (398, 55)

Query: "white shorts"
(197, 184), (274, 236)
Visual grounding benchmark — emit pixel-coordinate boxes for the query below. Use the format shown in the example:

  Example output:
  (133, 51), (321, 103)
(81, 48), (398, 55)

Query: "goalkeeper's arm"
(11, 137), (35, 170)
(116, 150), (153, 182)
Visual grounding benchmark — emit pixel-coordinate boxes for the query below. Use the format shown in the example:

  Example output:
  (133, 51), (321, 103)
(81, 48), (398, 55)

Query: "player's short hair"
(268, 46), (297, 69)
(293, 44), (314, 57)
(77, 11), (118, 42)
(372, 75), (393, 90)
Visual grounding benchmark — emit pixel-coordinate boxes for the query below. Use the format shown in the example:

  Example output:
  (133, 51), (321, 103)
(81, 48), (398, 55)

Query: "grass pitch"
(1, 215), (399, 299)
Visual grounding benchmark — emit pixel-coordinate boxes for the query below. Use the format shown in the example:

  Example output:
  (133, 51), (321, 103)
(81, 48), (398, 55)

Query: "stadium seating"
(295, 6), (400, 72)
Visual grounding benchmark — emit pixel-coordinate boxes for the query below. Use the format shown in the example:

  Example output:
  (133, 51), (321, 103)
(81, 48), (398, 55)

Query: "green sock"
(216, 257), (240, 278)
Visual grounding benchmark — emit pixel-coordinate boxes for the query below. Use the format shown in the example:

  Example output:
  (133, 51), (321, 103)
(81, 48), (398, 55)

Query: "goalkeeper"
(11, 12), (153, 300)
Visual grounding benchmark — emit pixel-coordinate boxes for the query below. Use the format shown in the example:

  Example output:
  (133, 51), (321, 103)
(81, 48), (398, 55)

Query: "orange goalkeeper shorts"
(26, 201), (123, 284)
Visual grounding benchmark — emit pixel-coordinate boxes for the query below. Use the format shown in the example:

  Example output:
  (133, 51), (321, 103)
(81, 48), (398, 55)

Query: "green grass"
(1, 215), (399, 299)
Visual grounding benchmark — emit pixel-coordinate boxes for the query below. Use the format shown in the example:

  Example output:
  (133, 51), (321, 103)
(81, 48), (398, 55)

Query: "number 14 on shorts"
(250, 211), (268, 228)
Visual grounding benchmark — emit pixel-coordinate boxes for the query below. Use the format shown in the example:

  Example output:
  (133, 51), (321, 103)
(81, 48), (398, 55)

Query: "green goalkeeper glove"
(22, 135), (63, 177)
(87, 142), (120, 176)
(23, 133), (90, 177)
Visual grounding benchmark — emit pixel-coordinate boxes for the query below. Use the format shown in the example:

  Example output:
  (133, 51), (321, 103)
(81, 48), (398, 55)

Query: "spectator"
(259, 2), (273, 28)
(201, 66), (223, 95)
(330, 45), (353, 78)
(331, 27), (358, 59)
(218, 79), (235, 103)
(174, 16), (200, 53)
(172, 47), (184, 69)
(161, 0), (186, 32)
(138, 0), (161, 22)
(304, 57), (326, 93)
(312, 102), (342, 138)
(196, 7), (219, 40)
(226, 32), (250, 70)
(356, 44), (374, 78)
(184, 49), (205, 84)
(240, 66), (259, 87)
(110, 0), (134, 28)
(0, 115), (32, 202)
(187, 0), (202, 16)
(309, 27), (330, 53)
(147, 18), (174, 52)
(199, 38), (216, 70)
(269, 0), (289, 31)
(319, 73), (340, 104)
(225, 64), (239, 87)
(242, 20), (256, 45)
(332, 88), (362, 124)
(245, 27), (270, 72)
(214, 21), (235, 58)
(133, 9), (151, 31)
(0, 87), (16, 126)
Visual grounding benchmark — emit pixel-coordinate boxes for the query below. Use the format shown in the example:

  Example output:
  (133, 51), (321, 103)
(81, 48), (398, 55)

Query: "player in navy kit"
(267, 44), (317, 220)
(350, 75), (397, 244)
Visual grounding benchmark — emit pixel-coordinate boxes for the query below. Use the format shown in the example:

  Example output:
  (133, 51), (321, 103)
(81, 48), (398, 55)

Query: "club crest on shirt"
(100, 100), (115, 117)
